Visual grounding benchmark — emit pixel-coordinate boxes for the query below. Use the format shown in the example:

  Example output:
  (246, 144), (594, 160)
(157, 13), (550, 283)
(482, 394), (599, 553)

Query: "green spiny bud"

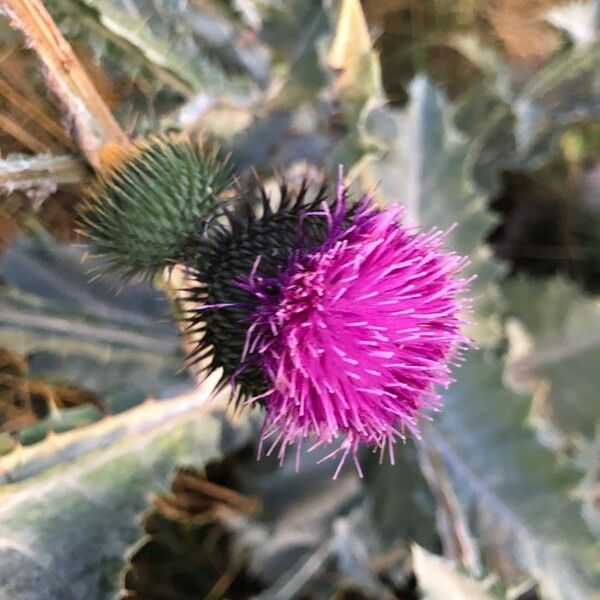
(79, 135), (233, 280)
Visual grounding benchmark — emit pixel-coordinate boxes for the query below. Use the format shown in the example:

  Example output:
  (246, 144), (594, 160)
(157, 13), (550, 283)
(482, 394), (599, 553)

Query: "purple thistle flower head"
(239, 182), (472, 478)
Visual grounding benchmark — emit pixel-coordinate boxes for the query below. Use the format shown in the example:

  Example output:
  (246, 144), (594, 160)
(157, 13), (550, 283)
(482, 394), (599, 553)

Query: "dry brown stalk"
(0, 112), (49, 153)
(0, 0), (128, 169)
(0, 75), (75, 149)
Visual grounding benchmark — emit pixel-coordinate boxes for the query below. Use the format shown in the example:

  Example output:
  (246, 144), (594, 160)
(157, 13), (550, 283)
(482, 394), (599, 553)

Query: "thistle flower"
(190, 178), (468, 477)
(80, 135), (471, 476)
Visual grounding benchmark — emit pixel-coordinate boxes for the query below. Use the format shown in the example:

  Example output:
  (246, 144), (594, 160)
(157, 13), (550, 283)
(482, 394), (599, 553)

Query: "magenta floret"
(238, 185), (471, 477)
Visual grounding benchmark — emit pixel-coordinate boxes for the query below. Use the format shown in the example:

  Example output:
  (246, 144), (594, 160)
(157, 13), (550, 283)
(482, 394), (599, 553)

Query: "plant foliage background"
(0, 0), (599, 598)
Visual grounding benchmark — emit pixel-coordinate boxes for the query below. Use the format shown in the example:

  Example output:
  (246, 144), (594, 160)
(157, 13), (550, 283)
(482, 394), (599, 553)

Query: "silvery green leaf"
(469, 43), (600, 184)
(261, 0), (330, 105)
(422, 350), (600, 599)
(0, 407), (223, 599)
(363, 441), (437, 551)
(504, 276), (600, 448)
(47, 0), (257, 97)
(0, 237), (189, 455)
(412, 544), (496, 600)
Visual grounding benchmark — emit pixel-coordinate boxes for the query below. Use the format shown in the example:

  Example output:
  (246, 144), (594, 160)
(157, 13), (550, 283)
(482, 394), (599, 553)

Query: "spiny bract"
(184, 181), (344, 402)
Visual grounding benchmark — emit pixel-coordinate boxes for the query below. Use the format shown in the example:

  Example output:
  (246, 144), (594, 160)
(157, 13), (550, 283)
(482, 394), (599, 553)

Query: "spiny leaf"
(46, 0), (256, 97)
(0, 236), (188, 455)
(0, 406), (223, 599)
(144, 0), (270, 83)
(422, 350), (600, 600)
(504, 276), (600, 450)
(456, 39), (600, 194)
(0, 286), (182, 400)
(0, 388), (218, 484)
(513, 42), (600, 167)
(1, 347), (105, 450)
(260, 0), (330, 106)
(325, 0), (389, 184)
(412, 544), (496, 600)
